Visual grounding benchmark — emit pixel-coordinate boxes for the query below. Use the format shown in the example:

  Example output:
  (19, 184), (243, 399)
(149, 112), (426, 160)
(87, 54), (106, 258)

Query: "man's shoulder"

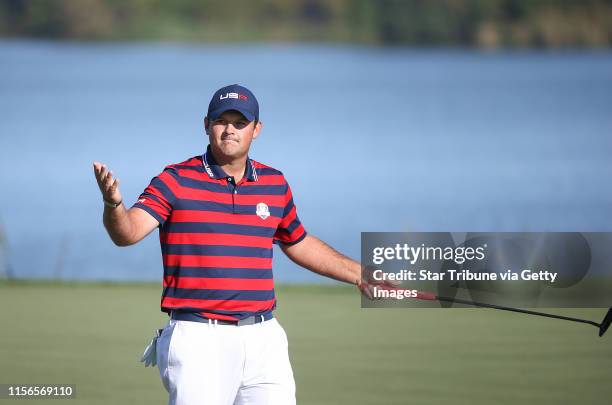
(160, 155), (203, 174)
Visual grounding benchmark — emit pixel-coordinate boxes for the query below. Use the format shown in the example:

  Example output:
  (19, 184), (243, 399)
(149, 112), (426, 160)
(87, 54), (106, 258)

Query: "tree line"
(1, 0), (611, 48)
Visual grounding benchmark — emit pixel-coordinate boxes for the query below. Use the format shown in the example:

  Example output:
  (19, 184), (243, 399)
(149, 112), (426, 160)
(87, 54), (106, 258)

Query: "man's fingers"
(362, 265), (378, 284)
(99, 165), (108, 183)
(97, 165), (112, 192)
(359, 282), (374, 300)
(93, 162), (105, 185)
(109, 178), (120, 194)
(103, 171), (116, 192)
(93, 162), (122, 203)
(94, 168), (106, 190)
(384, 279), (402, 288)
(104, 171), (114, 188)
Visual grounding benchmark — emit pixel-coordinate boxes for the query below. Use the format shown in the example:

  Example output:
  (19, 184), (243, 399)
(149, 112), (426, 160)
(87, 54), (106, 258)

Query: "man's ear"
(252, 120), (263, 139)
(204, 117), (209, 134)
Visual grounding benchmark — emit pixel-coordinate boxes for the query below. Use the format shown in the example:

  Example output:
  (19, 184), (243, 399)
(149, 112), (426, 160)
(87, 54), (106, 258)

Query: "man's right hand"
(93, 161), (122, 205)
(93, 161), (159, 246)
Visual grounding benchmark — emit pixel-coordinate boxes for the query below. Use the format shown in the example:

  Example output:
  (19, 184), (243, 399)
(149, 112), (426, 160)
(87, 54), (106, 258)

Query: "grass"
(0, 281), (610, 404)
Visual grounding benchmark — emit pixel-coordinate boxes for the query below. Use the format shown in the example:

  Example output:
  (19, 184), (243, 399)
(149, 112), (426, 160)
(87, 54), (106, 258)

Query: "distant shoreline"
(1, 1), (611, 49)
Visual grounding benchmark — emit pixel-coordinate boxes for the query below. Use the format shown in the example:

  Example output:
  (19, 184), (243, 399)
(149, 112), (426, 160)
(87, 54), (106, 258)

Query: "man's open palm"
(93, 161), (122, 204)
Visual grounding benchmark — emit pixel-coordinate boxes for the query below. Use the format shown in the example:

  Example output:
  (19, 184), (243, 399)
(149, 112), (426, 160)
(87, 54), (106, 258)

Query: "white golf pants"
(156, 317), (296, 405)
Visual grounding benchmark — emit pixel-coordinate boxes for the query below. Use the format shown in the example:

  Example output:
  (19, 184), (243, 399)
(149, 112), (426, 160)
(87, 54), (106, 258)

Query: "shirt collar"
(202, 145), (258, 182)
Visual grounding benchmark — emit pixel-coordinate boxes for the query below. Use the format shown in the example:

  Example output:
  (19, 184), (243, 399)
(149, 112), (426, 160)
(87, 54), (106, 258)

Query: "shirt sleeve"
(273, 180), (307, 246)
(132, 167), (179, 226)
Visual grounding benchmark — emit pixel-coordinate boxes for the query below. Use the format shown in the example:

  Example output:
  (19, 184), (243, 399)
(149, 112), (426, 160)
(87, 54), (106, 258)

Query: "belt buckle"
(237, 316), (256, 326)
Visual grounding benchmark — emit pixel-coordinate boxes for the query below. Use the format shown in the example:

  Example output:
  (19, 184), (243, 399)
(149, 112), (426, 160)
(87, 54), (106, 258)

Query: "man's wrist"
(103, 199), (122, 209)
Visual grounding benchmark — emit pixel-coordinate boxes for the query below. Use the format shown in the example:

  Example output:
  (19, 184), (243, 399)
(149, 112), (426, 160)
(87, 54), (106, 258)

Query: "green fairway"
(0, 281), (610, 404)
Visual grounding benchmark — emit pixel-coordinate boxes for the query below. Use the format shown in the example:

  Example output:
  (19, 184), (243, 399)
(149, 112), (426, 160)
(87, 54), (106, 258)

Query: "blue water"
(1, 41), (611, 282)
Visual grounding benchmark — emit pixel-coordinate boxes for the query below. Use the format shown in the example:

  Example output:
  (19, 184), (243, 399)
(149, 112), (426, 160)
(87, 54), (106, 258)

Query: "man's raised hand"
(93, 161), (122, 205)
(93, 161), (159, 245)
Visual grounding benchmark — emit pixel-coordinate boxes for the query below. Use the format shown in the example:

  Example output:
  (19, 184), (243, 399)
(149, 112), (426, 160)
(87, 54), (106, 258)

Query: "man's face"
(205, 110), (262, 161)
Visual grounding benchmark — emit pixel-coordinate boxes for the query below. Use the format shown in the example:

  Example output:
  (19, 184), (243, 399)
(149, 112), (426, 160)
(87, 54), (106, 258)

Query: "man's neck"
(210, 148), (248, 182)
(221, 160), (247, 182)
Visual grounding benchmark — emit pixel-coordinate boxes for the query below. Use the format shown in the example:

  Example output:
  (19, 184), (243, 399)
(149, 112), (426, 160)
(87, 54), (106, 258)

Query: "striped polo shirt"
(133, 145), (307, 320)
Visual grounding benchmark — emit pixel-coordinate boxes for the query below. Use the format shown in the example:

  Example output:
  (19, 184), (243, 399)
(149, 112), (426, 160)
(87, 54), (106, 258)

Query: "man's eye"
(235, 122), (247, 128)
(214, 120), (226, 125)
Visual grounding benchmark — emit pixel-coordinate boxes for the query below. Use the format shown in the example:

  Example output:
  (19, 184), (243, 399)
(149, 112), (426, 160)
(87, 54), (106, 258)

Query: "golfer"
(93, 84), (375, 405)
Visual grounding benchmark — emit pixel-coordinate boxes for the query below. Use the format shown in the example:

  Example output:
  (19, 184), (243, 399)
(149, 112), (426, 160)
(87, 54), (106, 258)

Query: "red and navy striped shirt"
(133, 146), (307, 320)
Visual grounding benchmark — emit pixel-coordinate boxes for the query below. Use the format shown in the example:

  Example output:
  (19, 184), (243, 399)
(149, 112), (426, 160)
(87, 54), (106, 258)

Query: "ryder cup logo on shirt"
(256, 202), (270, 220)
(220, 92), (248, 101)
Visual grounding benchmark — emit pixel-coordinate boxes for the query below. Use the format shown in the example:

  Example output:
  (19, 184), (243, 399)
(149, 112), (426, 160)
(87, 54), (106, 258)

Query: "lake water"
(1, 41), (611, 282)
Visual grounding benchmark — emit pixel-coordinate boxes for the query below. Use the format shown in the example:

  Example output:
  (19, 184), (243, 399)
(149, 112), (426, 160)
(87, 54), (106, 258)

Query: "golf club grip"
(416, 291), (437, 300)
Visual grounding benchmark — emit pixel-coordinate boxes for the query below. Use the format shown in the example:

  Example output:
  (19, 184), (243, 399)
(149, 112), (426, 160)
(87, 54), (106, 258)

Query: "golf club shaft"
(434, 295), (601, 328)
(372, 283), (604, 330)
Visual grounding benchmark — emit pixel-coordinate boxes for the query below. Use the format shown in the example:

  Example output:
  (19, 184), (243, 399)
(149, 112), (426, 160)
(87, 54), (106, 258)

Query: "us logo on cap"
(256, 202), (270, 220)
(220, 92), (248, 101)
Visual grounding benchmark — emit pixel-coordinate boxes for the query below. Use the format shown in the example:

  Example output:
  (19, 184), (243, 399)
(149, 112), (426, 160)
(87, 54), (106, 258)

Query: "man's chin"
(217, 146), (245, 159)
